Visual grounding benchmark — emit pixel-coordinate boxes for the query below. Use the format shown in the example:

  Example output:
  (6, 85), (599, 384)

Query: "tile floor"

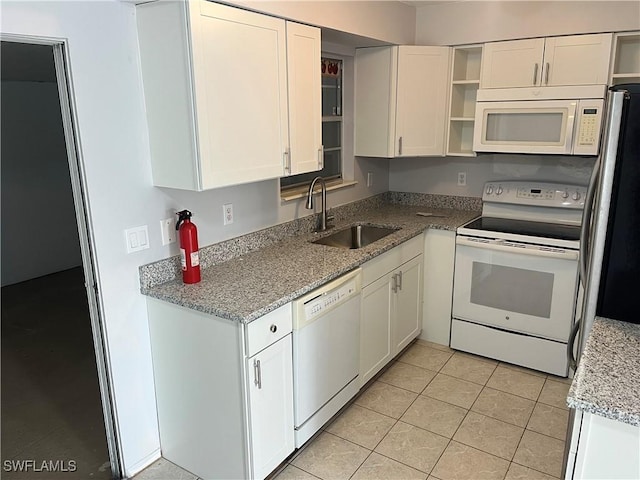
(134, 339), (571, 480)
(275, 340), (571, 480)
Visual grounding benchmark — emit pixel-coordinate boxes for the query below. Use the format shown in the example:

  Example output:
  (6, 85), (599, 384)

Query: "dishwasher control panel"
(304, 279), (358, 321)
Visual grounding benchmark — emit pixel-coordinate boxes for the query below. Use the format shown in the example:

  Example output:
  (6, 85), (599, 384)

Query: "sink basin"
(312, 224), (399, 249)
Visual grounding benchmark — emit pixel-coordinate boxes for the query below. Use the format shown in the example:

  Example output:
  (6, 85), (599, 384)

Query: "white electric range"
(451, 181), (586, 376)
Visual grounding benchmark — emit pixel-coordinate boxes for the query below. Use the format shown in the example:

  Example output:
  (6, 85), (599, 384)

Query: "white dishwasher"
(292, 268), (362, 448)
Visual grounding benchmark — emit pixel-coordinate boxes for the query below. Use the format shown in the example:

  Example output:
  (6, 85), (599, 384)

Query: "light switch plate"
(125, 225), (149, 253)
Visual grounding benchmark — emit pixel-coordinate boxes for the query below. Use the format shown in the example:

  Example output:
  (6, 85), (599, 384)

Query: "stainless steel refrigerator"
(563, 83), (640, 478)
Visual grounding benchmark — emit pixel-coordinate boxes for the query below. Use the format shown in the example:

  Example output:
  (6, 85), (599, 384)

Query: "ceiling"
(1, 42), (57, 83)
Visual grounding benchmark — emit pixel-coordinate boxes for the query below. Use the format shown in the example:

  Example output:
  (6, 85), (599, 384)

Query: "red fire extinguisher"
(176, 210), (201, 284)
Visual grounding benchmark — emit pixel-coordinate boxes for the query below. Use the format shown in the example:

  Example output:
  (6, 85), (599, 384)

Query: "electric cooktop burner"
(462, 217), (581, 242)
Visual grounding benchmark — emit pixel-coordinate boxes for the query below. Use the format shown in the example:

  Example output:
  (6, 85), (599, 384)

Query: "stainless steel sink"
(312, 224), (399, 249)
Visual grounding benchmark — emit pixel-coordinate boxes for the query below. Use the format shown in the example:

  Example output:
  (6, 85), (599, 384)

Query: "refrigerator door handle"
(579, 154), (601, 288)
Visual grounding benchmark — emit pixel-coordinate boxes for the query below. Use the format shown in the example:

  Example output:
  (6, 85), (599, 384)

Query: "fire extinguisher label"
(180, 248), (187, 271)
(190, 251), (200, 267)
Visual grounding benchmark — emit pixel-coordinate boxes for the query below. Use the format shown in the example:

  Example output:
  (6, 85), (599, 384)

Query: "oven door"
(453, 236), (579, 341)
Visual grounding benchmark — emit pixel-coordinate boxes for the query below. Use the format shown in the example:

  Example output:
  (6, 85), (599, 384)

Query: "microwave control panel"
(574, 99), (604, 156)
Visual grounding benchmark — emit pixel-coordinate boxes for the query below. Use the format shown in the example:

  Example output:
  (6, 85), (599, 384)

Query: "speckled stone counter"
(567, 317), (640, 427)
(140, 193), (479, 323)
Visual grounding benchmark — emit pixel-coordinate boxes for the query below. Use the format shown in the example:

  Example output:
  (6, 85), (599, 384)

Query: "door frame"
(1, 34), (123, 479)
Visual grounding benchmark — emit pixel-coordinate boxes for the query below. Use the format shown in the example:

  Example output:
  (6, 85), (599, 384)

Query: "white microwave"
(473, 85), (606, 155)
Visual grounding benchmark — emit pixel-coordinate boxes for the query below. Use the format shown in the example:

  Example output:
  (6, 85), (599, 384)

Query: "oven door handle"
(456, 237), (579, 260)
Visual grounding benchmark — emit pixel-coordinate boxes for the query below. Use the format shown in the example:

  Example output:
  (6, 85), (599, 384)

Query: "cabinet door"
(192, 1), (289, 189)
(396, 46), (451, 156)
(543, 34), (612, 86)
(481, 38), (545, 88)
(360, 275), (393, 386)
(246, 335), (294, 480)
(286, 22), (322, 176)
(393, 255), (423, 354)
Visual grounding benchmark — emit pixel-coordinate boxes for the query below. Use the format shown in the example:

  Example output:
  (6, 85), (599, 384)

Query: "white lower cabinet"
(146, 299), (294, 480)
(360, 235), (424, 386)
(568, 411), (640, 479)
(246, 335), (294, 480)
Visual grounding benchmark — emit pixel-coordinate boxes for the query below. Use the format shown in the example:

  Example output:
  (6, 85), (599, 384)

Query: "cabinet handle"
(269, 324), (277, 333)
(283, 149), (291, 176)
(533, 63), (539, 85)
(545, 62), (550, 85)
(392, 273), (398, 293)
(398, 270), (403, 291)
(318, 146), (324, 169)
(253, 359), (262, 389)
(398, 136), (403, 156)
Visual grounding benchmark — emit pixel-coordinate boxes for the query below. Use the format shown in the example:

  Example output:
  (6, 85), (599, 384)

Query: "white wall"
(233, 0), (416, 45)
(0, 1), (390, 476)
(1, 80), (82, 286)
(416, 1), (640, 46)
(389, 154), (595, 197)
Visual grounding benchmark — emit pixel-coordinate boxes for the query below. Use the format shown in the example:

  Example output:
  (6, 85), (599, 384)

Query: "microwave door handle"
(456, 237), (579, 261)
(565, 103), (578, 154)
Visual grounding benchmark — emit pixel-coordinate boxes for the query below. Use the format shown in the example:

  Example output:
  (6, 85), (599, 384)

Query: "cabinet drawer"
(362, 234), (424, 286)
(245, 303), (292, 357)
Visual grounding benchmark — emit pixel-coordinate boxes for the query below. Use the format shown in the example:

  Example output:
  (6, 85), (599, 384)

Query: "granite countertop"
(567, 316), (640, 427)
(141, 201), (478, 323)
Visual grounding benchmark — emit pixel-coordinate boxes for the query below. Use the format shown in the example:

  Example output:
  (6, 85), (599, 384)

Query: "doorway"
(1, 40), (119, 479)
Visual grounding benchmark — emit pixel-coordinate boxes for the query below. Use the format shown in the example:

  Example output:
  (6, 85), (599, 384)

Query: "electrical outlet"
(457, 172), (467, 187)
(160, 218), (176, 246)
(223, 203), (234, 225)
(367, 172), (374, 187)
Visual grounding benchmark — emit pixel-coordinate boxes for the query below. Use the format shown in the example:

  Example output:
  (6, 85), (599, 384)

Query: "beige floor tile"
(486, 365), (545, 401)
(423, 374), (483, 409)
(325, 404), (396, 449)
(526, 403), (569, 441)
(355, 381), (418, 419)
(537, 379), (571, 410)
(379, 361), (437, 393)
(415, 339), (454, 353)
(512, 430), (565, 478)
(499, 362), (547, 378)
(291, 432), (369, 480)
(374, 421), (449, 474)
(547, 374), (573, 385)
(471, 387), (535, 427)
(453, 411), (524, 460)
(399, 343), (453, 371)
(431, 441), (510, 480)
(271, 464), (320, 480)
(133, 459), (198, 480)
(505, 463), (558, 480)
(400, 395), (467, 438)
(441, 353), (498, 385)
(351, 452), (427, 480)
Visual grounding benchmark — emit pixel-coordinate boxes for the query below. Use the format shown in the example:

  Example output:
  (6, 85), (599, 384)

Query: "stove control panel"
(483, 181), (586, 209)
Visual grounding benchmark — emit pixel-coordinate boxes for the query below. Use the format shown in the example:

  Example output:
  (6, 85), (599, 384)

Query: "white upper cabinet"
(136, 1), (320, 191)
(481, 33), (613, 89)
(285, 22), (323, 176)
(355, 46), (451, 158)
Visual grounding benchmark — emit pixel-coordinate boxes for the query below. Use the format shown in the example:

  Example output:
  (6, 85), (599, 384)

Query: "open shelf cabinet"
(446, 45), (482, 156)
(610, 32), (640, 85)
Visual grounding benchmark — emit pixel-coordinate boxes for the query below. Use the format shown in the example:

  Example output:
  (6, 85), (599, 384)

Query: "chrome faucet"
(306, 176), (333, 231)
